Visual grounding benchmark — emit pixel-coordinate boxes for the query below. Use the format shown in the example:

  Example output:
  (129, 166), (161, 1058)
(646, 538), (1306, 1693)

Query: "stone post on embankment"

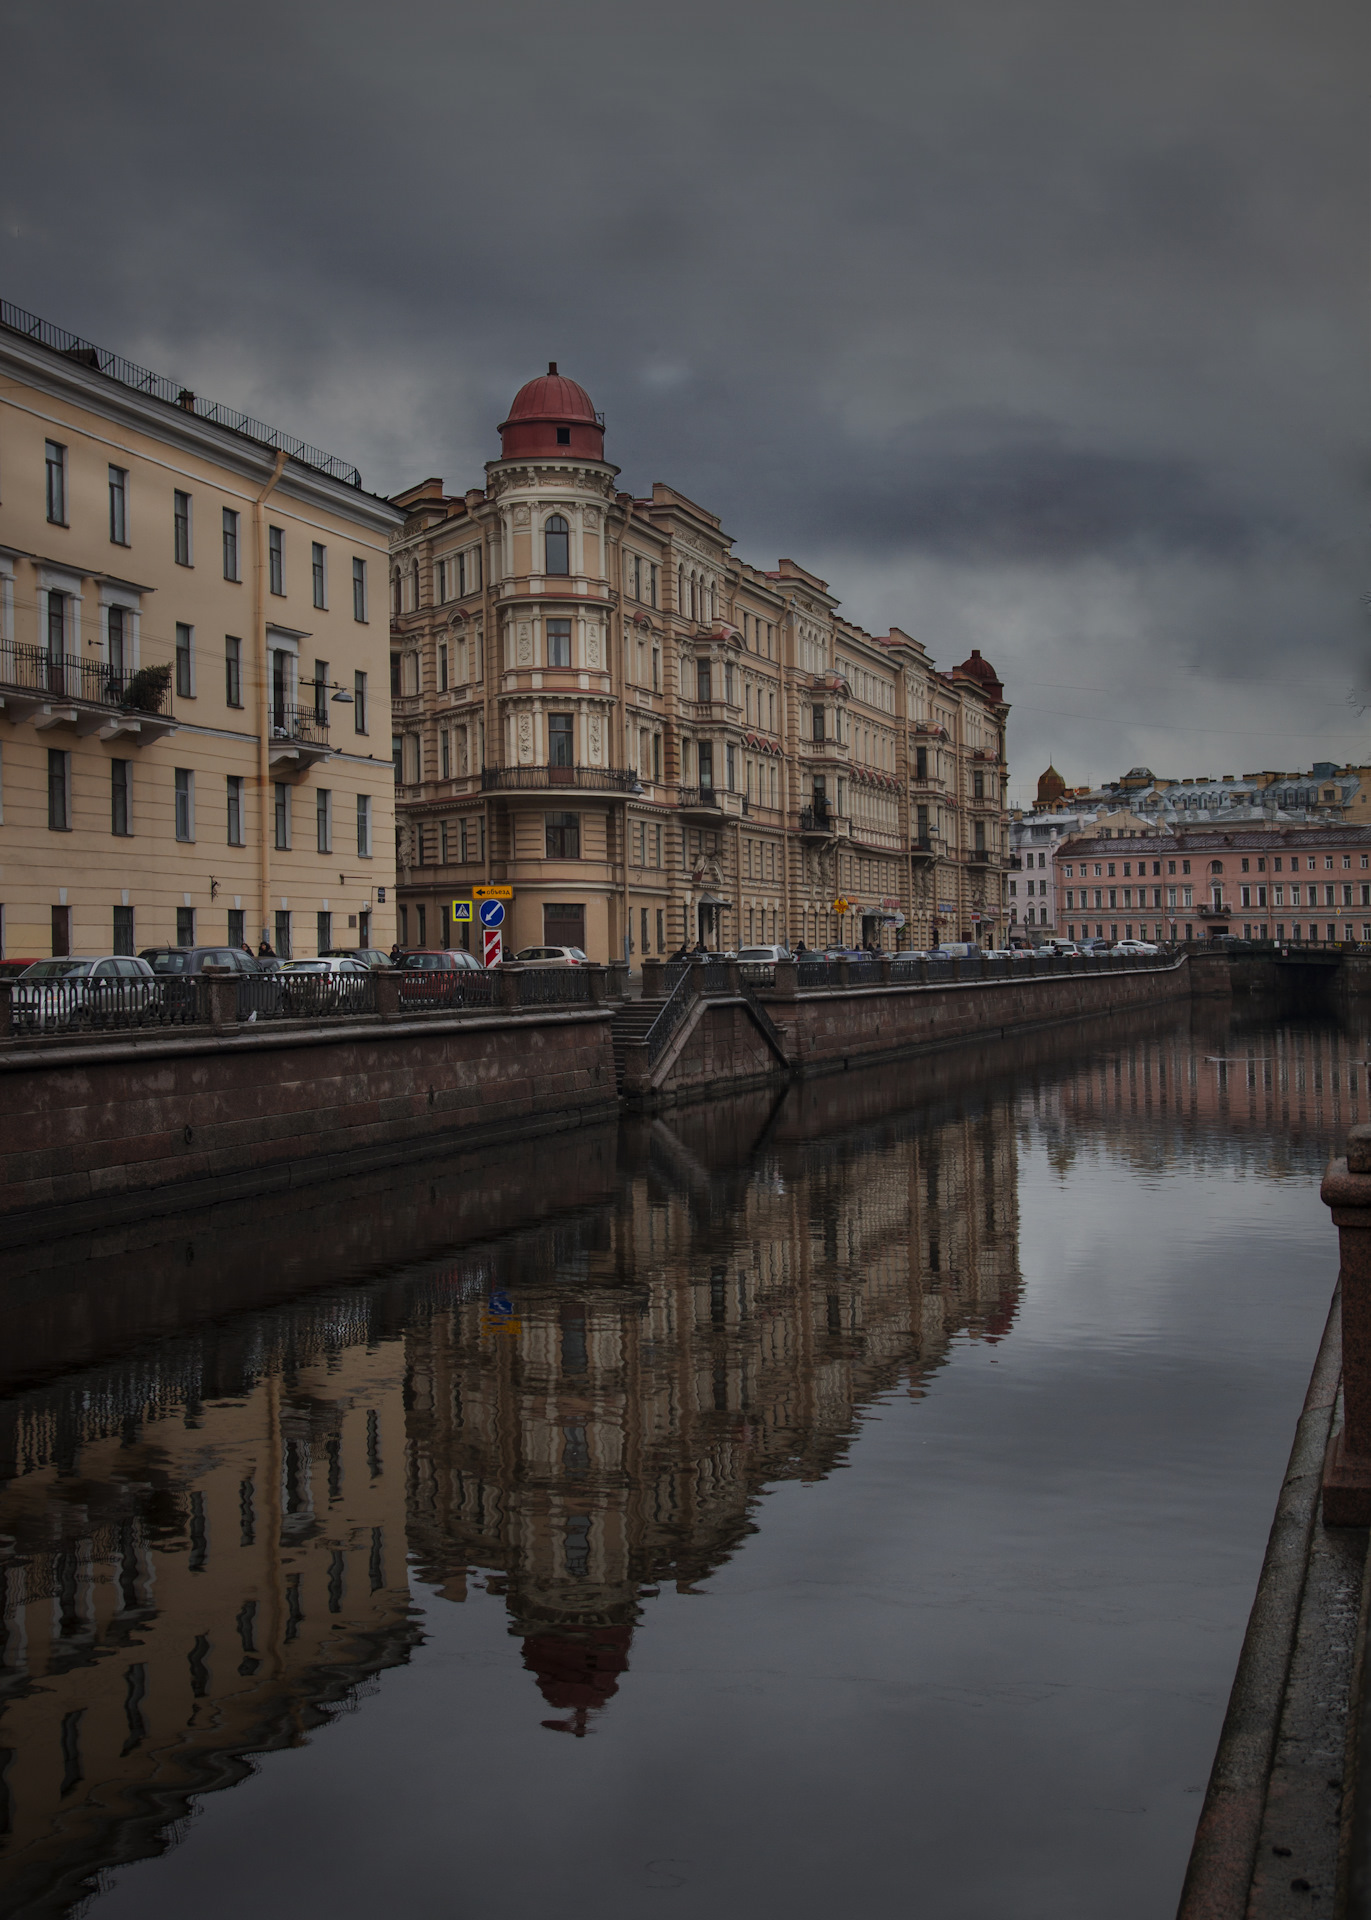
(1322, 1123), (1371, 1524)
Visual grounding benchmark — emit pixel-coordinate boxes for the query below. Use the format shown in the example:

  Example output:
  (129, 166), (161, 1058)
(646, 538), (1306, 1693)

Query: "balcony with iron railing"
(796, 802), (849, 838)
(482, 763), (641, 794)
(678, 785), (748, 818)
(0, 641), (177, 742)
(269, 701), (332, 772)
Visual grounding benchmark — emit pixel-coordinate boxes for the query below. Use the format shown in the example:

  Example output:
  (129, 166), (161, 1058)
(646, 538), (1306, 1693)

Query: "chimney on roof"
(548, 361), (558, 374)
(177, 388), (195, 411)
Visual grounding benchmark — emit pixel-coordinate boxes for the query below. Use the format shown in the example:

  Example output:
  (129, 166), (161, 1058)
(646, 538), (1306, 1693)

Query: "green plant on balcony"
(120, 662), (172, 712)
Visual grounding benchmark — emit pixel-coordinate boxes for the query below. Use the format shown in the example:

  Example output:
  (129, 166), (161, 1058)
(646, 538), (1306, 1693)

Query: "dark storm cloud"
(0, 0), (1365, 784)
(761, 416), (1284, 562)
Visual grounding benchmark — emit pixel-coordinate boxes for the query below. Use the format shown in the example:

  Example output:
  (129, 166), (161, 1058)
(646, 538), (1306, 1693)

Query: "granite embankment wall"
(0, 958), (1190, 1237)
(647, 957), (1192, 1105)
(0, 1008), (617, 1243)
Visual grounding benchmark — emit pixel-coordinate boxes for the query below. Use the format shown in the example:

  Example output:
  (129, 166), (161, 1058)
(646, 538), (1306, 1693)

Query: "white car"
(15, 955), (158, 1028)
(1113, 939), (1160, 955)
(511, 945), (589, 968)
(736, 945), (791, 963)
(279, 957), (372, 976)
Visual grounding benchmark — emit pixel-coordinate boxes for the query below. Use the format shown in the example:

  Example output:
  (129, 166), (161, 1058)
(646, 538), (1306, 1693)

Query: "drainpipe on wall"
(253, 449), (289, 945)
(779, 598), (795, 947)
(612, 497), (636, 965)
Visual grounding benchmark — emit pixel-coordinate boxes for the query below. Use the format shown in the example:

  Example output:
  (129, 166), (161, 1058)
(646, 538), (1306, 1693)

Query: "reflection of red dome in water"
(523, 1623), (633, 1736)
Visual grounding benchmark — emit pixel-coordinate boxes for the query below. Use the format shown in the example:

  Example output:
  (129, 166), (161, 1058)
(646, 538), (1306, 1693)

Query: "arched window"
(411, 560), (420, 607)
(544, 515), (570, 575)
(1209, 860), (1224, 874)
(690, 574), (698, 620)
(392, 570), (401, 617)
(678, 565), (684, 612)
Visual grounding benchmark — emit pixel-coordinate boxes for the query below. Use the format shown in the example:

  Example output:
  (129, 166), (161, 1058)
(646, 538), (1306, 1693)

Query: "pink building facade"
(1055, 825), (1371, 944)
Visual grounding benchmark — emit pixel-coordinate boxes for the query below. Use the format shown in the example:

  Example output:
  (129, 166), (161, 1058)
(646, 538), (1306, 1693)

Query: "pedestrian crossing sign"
(451, 900), (473, 923)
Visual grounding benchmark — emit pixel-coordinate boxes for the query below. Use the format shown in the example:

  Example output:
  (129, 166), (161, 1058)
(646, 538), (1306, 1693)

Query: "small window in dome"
(556, 427), (571, 446)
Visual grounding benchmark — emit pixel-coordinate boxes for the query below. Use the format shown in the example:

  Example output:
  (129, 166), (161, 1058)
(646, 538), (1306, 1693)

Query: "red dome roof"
(498, 363), (604, 461)
(952, 648), (1005, 701)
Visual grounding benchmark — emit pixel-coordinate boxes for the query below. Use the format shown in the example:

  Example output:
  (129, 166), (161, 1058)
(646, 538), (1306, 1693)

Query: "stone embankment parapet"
(0, 952), (1189, 1236)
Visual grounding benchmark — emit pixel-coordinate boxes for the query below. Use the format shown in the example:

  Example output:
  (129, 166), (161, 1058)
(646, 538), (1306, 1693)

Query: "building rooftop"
(0, 296), (365, 488)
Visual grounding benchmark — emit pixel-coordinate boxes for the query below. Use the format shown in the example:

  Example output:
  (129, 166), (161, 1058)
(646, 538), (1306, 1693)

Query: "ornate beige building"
(388, 367), (1009, 958)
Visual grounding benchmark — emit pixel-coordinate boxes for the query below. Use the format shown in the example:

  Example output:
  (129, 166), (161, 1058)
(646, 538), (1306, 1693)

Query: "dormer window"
(545, 514), (570, 575)
(556, 427), (571, 446)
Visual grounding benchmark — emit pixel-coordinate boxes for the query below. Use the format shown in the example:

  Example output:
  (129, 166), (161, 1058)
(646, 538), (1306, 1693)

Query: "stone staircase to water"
(610, 997), (664, 1088)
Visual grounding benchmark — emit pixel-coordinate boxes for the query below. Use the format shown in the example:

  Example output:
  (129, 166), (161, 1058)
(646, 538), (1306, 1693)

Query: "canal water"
(0, 1009), (1362, 1919)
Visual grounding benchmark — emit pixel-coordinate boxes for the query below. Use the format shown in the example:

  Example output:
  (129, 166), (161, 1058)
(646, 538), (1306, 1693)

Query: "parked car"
(1077, 938), (1113, 955)
(140, 945), (260, 975)
(0, 958), (40, 980)
(735, 945), (791, 963)
(930, 943), (977, 960)
(396, 948), (485, 971)
(278, 955), (373, 1013)
(511, 945), (589, 968)
(281, 957), (372, 974)
(323, 947), (395, 968)
(1113, 939), (1160, 955)
(15, 955), (158, 1028)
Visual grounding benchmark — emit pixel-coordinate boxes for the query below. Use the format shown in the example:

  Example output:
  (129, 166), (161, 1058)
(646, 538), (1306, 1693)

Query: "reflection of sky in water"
(0, 1015), (1357, 1920)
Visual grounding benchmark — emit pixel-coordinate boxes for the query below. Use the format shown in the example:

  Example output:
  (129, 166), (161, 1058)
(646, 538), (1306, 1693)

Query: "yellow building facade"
(389, 367), (1010, 959)
(0, 302), (401, 960)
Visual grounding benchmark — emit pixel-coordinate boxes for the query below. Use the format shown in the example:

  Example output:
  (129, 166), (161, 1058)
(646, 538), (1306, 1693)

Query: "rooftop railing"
(1, 297), (363, 487)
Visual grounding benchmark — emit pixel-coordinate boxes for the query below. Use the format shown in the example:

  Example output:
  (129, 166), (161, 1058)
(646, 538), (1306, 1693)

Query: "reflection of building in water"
(404, 1099), (1021, 1734)
(1028, 1018), (1371, 1178)
(0, 1088), (1021, 1905)
(0, 1312), (415, 1917)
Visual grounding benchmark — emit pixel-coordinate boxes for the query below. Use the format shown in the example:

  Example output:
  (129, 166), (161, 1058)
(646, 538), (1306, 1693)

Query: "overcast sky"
(1, 0), (1364, 800)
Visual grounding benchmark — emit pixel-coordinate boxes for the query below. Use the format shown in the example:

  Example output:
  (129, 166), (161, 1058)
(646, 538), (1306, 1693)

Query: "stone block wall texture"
(640, 962), (1190, 1105)
(0, 1011), (617, 1230)
(779, 964), (1189, 1073)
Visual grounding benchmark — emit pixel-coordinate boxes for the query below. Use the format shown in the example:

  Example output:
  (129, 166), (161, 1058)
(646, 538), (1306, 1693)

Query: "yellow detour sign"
(832, 897), (853, 915)
(451, 900), (472, 923)
(473, 885), (514, 900)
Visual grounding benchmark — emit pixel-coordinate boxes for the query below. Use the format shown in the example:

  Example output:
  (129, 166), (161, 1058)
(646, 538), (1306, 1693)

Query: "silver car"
(15, 955), (158, 1029)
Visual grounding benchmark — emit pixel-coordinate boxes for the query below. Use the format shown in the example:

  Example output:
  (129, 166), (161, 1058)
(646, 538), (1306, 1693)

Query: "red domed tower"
(950, 649), (1005, 703)
(497, 363), (605, 462)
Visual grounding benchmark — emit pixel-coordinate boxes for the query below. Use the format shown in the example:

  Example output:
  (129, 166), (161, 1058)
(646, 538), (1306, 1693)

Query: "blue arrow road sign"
(479, 899), (505, 928)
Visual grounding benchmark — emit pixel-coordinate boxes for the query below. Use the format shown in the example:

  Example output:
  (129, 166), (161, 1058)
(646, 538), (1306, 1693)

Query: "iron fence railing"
(515, 968), (595, 1006)
(737, 962), (776, 988)
(645, 966), (698, 1070)
(738, 985), (787, 1056)
(481, 765), (639, 792)
(398, 969), (497, 1013)
(271, 702), (330, 747)
(0, 641), (174, 715)
(10, 975), (197, 1034)
(677, 786), (724, 811)
(279, 972), (376, 1019)
(1, 298), (362, 486)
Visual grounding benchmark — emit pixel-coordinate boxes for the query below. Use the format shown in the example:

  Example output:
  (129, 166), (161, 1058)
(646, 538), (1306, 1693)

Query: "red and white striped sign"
(483, 929), (503, 968)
